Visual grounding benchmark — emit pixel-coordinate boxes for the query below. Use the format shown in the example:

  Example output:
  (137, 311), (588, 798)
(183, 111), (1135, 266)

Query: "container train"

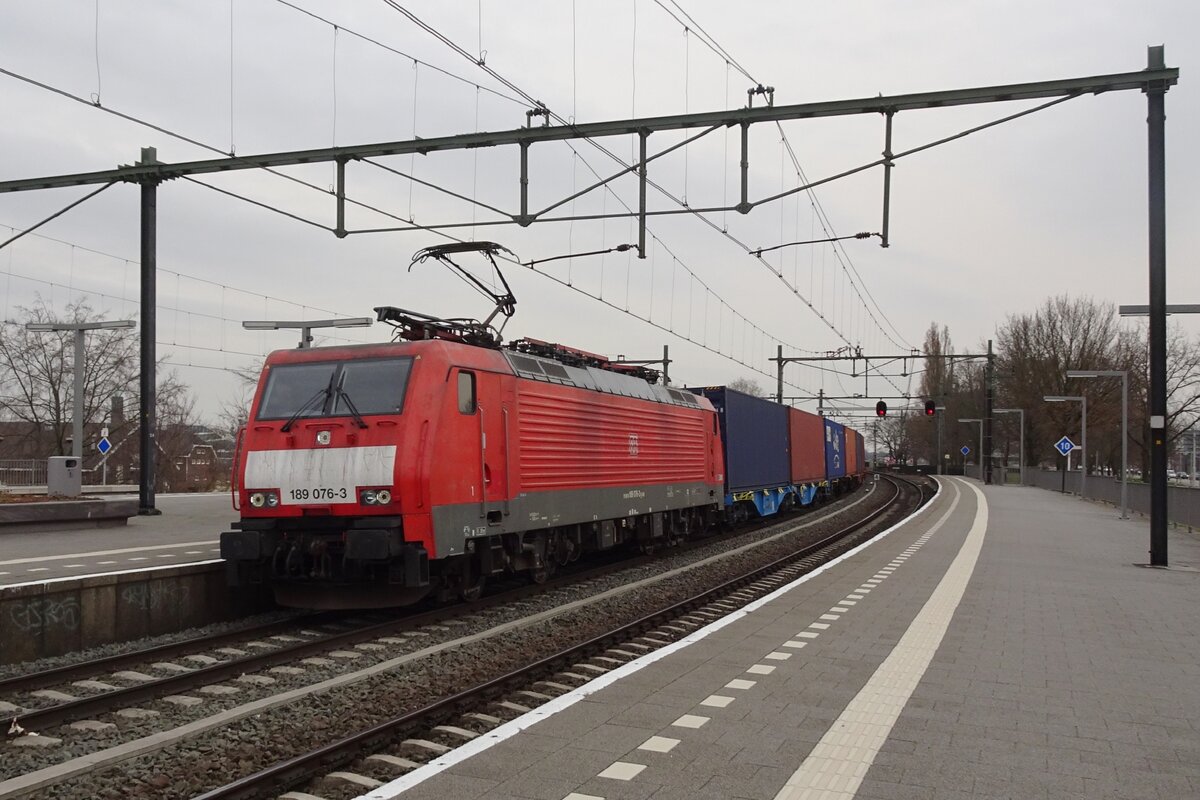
(219, 307), (867, 609)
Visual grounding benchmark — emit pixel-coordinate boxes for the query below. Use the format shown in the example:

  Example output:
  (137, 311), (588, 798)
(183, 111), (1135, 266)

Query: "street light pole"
(995, 408), (1024, 486)
(1045, 395), (1087, 499)
(958, 418), (983, 482)
(1067, 370), (1129, 519)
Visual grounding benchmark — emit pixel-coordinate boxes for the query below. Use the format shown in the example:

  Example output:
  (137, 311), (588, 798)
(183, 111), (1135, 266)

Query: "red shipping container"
(788, 407), (826, 484)
(845, 428), (860, 476)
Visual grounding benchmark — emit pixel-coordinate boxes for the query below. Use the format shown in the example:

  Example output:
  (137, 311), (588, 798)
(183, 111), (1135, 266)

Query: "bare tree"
(0, 297), (137, 456)
(913, 322), (956, 465)
(215, 363), (262, 441)
(877, 413), (913, 465)
(1123, 322), (1200, 473)
(0, 296), (199, 487)
(727, 377), (765, 397)
(995, 296), (1125, 470)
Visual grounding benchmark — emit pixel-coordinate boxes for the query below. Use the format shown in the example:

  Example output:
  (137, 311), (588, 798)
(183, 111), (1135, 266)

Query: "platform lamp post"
(993, 408), (1024, 487)
(242, 317), (374, 348)
(1045, 395), (1087, 499)
(1067, 370), (1128, 520)
(958, 418), (983, 482)
(25, 319), (137, 462)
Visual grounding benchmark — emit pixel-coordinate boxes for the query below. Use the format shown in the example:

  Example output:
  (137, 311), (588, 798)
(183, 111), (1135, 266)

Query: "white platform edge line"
(360, 476), (948, 800)
(774, 477), (984, 799)
(0, 539), (221, 568)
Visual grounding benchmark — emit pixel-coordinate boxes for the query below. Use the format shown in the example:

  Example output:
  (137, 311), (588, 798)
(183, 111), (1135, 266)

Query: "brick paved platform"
(364, 477), (1200, 800)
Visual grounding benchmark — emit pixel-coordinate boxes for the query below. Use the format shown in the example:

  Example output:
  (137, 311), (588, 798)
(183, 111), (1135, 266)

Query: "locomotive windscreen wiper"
(333, 382), (370, 429)
(280, 375), (335, 432)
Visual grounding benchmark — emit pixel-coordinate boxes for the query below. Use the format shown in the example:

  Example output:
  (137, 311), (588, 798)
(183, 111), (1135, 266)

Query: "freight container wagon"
(845, 427), (860, 478)
(788, 406), (825, 506)
(824, 417), (848, 484)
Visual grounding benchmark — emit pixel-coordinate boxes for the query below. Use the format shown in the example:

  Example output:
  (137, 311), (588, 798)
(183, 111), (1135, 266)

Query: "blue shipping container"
(824, 418), (847, 480)
(692, 387), (790, 492)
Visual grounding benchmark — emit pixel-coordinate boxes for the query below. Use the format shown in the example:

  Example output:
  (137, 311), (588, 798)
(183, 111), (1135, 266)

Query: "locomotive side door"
(465, 369), (510, 525)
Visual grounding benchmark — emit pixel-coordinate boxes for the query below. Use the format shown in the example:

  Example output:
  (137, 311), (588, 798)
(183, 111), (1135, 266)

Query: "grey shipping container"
(691, 387), (790, 492)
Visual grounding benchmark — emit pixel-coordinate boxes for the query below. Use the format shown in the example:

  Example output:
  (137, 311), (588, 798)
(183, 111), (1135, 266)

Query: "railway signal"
(925, 399), (936, 416)
(875, 400), (887, 417)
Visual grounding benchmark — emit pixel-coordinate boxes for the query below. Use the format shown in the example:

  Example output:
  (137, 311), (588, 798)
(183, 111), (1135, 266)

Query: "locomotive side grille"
(516, 388), (709, 489)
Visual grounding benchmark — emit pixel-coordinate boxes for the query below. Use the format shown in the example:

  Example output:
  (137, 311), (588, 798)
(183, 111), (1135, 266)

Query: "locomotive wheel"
(460, 576), (485, 602)
(459, 558), (486, 602)
(530, 561), (555, 584)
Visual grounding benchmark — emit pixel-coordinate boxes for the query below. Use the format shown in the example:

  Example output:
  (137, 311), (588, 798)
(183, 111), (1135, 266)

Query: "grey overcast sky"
(1, 0), (1196, 423)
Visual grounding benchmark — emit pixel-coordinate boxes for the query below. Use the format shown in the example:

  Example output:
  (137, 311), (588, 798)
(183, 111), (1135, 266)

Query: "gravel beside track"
(2, 479), (910, 799)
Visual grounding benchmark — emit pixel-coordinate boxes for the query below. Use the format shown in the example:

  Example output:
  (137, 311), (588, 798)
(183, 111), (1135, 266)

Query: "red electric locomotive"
(220, 272), (725, 608)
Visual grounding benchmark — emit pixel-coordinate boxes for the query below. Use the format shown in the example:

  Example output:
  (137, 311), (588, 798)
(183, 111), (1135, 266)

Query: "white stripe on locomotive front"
(245, 445), (396, 505)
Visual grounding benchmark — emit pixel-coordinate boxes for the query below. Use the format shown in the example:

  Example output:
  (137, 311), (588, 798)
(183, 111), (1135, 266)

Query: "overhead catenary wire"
(0, 65), (457, 242)
(0, 61), (819, 391)
(376, 0), (833, 361)
(272, 0), (526, 107)
(2, 7), (916, 400)
(646, 1), (914, 354)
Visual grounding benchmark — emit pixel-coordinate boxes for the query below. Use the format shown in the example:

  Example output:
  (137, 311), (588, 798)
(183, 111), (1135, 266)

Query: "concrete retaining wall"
(0, 563), (274, 666)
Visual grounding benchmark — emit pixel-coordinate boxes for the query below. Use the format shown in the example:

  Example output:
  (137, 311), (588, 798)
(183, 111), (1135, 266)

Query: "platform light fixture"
(1067, 370), (1128, 519)
(1044, 395), (1087, 499)
(242, 317), (374, 349)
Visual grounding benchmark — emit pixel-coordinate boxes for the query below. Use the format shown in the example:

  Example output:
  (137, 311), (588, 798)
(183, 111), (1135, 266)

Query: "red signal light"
(876, 400), (887, 417)
(925, 400), (936, 416)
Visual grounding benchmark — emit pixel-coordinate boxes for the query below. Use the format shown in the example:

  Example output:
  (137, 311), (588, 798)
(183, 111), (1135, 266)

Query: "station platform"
(368, 477), (1200, 800)
(0, 493), (229, 586)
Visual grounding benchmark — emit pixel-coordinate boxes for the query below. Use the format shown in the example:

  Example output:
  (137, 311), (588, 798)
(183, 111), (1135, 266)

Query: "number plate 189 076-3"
(286, 486), (350, 503)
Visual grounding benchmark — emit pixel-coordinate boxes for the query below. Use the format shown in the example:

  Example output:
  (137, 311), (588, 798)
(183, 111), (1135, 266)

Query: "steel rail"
(0, 611), (324, 696)
(193, 476), (918, 800)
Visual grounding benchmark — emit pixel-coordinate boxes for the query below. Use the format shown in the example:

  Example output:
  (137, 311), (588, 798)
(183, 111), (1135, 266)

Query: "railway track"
(0, 555), (649, 735)
(0, 477), (919, 799)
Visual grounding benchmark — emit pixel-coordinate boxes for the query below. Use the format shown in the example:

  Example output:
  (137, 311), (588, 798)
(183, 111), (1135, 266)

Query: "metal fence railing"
(0, 459), (48, 488)
(1022, 467), (1200, 530)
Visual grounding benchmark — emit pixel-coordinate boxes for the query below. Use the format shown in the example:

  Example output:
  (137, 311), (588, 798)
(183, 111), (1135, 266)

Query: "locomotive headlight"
(361, 489), (377, 505)
(249, 492), (266, 508)
(265, 492), (279, 508)
(375, 489), (392, 505)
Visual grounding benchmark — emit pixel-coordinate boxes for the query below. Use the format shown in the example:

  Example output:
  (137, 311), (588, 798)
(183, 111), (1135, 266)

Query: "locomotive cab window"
(334, 358), (412, 415)
(257, 357), (413, 420)
(457, 371), (476, 414)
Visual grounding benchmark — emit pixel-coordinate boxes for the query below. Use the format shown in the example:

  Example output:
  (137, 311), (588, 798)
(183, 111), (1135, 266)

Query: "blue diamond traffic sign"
(97, 436), (112, 455)
(1054, 436), (1076, 457)
(960, 445), (970, 456)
